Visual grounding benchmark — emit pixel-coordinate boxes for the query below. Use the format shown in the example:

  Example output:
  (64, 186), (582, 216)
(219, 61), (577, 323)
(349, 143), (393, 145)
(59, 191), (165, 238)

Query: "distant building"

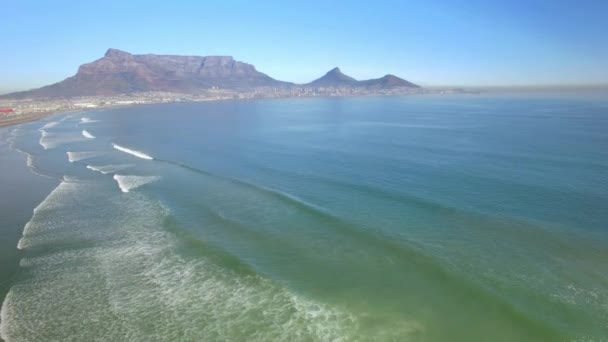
(73, 103), (98, 108)
(0, 108), (14, 113)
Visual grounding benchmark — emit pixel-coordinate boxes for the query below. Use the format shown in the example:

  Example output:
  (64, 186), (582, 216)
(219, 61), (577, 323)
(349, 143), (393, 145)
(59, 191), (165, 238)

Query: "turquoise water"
(1, 94), (607, 341)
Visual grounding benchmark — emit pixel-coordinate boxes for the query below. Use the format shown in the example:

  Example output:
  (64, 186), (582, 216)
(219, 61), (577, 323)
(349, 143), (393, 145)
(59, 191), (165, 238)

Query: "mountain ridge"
(305, 68), (419, 89)
(2, 49), (420, 99)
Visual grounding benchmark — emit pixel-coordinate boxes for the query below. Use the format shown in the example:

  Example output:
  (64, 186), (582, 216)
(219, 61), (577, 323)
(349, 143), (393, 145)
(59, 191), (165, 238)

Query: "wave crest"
(80, 117), (99, 124)
(113, 175), (160, 193)
(112, 144), (153, 160)
(66, 151), (104, 163)
(39, 122), (59, 130)
(86, 164), (133, 175)
(82, 130), (95, 139)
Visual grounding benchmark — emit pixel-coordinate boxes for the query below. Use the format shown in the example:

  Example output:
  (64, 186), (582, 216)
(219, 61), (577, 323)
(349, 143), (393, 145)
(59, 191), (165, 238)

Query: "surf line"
(112, 143), (153, 160)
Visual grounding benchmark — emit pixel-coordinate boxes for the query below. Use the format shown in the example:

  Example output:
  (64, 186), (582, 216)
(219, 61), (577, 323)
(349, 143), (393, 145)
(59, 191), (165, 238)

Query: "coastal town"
(0, 85), (466, 127)
(0, 48), (473, 127)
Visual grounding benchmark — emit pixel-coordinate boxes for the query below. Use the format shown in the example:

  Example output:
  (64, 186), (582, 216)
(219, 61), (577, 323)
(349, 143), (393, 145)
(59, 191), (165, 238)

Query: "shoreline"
(0, 145), (59, 342)
(0, 90), (466, 129)
(0, 112), (56, 128)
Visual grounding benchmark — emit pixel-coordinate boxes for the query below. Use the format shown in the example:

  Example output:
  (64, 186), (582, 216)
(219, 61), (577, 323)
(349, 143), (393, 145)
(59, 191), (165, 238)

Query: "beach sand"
(0, 113), (55, 128)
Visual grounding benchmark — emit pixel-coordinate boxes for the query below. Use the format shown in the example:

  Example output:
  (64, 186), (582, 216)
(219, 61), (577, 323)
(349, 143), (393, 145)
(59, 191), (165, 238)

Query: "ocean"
(0, 93), (607, 341)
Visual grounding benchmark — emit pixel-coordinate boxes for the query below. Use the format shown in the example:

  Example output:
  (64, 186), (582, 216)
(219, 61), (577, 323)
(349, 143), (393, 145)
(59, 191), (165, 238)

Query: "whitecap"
(82, 130), (95, 139)
(26, 154), (34, 168)
(86, 164), (133, 175)
(80, 117), (99, 124)
(40, 130), (86, 150)
(112, 144), (153, 160)
(39, 122), (59, 130)
(0, 177), (388, 342)
(113, 175), (160, 193)
(66, 151), (104, 163)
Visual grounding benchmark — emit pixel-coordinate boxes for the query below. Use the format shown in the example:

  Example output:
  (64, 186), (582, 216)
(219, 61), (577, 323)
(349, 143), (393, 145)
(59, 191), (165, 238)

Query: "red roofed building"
(0, 109), (14, 113)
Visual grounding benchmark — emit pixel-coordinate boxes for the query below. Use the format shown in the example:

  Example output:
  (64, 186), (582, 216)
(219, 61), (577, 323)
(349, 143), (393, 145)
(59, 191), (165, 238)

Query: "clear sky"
(2, 0), (607, 93)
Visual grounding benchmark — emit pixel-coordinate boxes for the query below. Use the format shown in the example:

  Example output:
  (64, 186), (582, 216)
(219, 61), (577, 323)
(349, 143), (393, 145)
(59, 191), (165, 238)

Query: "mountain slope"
(359, 74), (420, 88)
(305, 68), (419, 89)
(305, 67), (357, 87)
(4, 49), (291, 98)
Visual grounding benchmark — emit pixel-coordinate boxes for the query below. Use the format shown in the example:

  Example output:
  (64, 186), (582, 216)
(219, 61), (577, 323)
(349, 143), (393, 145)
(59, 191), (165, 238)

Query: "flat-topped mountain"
(2, 49), (420, 99)
(5, 49), (291, 98)
(305, 68), (419, 89)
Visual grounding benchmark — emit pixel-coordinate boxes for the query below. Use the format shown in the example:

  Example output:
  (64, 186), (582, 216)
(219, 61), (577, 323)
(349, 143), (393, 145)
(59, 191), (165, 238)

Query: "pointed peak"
(328, 67), (342, 73)
(105, 48), (132, 58)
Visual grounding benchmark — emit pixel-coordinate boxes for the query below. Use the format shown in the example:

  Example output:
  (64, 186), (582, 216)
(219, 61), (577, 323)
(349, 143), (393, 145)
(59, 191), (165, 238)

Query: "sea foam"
(66, 151), (104, 163)
(113, 175), (160, 193)
(112, 144), (153, 160)
(1, 176), (368, 342)
(82, 130), (95, 139)
(39, 122), (59, 130)
(26, 154), (34, 168)
(86, 164), (133, 175)
(15, 180), (70, 250)
(40, 130), (86, 150)
(80, 117), (99, 124)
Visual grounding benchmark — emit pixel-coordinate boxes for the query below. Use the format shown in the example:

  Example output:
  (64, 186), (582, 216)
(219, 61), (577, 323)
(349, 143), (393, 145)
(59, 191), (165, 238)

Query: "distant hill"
(306, 67), (358, 87)
(359, 74), (419, 89)
(305, 68), (419, 89)
(3, 49), (291, 98)
(2, 49), (420, 99)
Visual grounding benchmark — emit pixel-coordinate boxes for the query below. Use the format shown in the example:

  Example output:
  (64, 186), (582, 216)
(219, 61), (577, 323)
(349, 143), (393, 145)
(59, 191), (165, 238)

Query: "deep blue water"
(1, 93), (607, 341)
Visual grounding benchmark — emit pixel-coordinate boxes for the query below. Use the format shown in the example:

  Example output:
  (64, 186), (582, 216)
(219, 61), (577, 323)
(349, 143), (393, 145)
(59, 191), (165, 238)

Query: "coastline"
(0, 142), (59, 341)
(0, 88), (465, 129)
(0, 112), (56, 128)
(0, 94), (606, 340)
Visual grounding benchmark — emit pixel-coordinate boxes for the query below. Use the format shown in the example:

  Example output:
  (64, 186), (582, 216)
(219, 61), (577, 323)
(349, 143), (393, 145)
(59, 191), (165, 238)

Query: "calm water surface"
(1, 94), (607, 341)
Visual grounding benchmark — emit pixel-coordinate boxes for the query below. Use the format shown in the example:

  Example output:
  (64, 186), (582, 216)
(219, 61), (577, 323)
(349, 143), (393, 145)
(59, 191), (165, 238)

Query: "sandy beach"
(0, 112), (56, 128)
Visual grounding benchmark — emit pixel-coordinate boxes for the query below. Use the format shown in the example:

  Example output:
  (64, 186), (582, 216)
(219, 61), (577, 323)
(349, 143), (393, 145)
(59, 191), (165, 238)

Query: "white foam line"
(113, 174), (159, 193)
(80, 117), (99, 124)
(26, 154), (34, 168)
(112, 144), (153, 160)
(38, 130), (50, 150)
(1, 289), (12, 341)
(15, 181), (65, 251)
(66, 151), (104, 163)
(39, 121), (58, 130)
(82, 130), (95, 139)
(86, 164), (133, 175)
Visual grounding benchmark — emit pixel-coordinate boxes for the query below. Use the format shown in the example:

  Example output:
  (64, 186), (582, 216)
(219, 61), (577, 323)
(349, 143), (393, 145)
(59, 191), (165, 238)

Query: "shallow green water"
(1, 94), (607, 341)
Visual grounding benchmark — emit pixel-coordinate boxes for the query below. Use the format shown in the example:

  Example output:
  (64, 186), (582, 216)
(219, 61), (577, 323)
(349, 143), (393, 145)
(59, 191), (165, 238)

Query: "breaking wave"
(112, 144), (154, 160)
(86, 164), (133, 175)
(38, 130), (51, 149)
(66, 151), (104, 163)
(39, 130), (86, 150)
(80, 117), (99, 124)
(2, 177), (365, 341)
(113, 174), (160, 193)
(39, 122), (59, 130)
(15, 180), (70, 250)
(82, 130), (95, 139)
(26, 154), (34, 168)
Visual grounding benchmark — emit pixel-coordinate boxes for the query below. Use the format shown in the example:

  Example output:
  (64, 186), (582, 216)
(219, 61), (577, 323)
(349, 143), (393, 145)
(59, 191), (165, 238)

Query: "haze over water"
(1, 93), (607, 341)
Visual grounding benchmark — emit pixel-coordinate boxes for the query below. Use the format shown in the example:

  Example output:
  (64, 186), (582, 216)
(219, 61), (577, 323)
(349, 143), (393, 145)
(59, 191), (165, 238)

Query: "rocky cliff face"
(7, 49), (291, 98)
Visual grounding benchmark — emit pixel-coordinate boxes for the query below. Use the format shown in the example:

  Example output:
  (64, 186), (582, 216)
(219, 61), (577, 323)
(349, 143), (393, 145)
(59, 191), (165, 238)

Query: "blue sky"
(2, 0), (607, 92)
